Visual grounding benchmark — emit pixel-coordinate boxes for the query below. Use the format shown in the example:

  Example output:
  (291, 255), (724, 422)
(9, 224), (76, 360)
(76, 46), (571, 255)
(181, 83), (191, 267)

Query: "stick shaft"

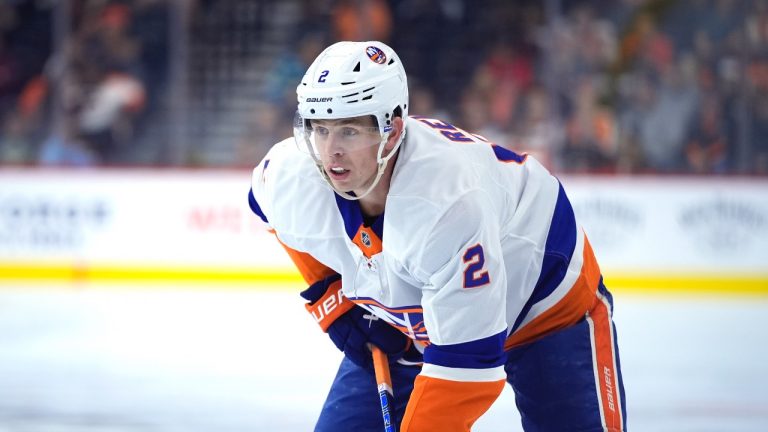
(372, 346), (397, 432)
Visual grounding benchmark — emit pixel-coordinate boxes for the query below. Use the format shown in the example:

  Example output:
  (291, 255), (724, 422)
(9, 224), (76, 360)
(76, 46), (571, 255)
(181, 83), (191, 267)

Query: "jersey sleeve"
(276, 234), (336, 285)
(248, 187), (268, 224)
(401, 192), (508, 431)
(249, 151), (275, 228)
(248, 142), (337, 286)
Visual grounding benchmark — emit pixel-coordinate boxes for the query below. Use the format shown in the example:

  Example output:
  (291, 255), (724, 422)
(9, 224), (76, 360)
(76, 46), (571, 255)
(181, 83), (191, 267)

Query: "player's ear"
(384, 116), (404, 153)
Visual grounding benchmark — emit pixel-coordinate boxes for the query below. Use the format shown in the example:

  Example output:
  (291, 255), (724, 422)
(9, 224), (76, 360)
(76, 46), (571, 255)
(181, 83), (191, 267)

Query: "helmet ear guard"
(295, 41), (409, 200)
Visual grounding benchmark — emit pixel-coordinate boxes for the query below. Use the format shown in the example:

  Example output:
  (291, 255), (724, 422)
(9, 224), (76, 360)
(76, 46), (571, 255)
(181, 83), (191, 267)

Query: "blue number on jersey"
(415, 117), (473, 142)
(463, 244), (490, 288)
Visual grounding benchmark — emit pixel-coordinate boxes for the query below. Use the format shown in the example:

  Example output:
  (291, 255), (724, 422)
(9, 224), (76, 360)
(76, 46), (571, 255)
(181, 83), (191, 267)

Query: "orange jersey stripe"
(274, 233), (335, 285)
(505, 237), (602, 350)
(401, 375), (505, 432)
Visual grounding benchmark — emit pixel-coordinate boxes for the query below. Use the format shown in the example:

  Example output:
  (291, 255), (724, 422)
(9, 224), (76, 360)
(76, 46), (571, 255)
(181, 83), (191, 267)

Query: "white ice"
(0, 285), (766, 431)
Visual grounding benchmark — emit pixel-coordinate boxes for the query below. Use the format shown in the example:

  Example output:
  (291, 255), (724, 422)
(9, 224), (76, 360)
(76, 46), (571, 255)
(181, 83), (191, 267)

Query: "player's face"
(310, 116), (383, 194)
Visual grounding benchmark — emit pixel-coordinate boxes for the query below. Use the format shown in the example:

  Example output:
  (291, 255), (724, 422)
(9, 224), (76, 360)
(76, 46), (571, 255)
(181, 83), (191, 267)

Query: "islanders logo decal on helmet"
(366, 46), (387, 64)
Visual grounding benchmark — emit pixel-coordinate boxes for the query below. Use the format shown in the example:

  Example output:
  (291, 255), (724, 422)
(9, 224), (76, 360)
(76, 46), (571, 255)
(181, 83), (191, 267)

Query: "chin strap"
(317, 157), (388, 201)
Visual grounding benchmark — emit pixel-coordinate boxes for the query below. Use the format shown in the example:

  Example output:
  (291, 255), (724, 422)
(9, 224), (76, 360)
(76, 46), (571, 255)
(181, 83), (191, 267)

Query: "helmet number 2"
(318, 70), (329, 83)
(463, 244), (490, 288)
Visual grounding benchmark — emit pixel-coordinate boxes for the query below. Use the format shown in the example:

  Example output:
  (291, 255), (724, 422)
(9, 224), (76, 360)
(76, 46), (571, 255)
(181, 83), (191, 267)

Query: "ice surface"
(0, 286), (766, 431)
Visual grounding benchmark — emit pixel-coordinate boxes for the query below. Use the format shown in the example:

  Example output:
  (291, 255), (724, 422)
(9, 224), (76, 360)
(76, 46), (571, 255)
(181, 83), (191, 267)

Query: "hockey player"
(248, 41), (627, 431)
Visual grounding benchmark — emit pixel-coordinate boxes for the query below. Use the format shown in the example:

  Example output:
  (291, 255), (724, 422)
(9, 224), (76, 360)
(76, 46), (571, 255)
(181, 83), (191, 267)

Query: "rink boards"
(1, 168), (767, 294)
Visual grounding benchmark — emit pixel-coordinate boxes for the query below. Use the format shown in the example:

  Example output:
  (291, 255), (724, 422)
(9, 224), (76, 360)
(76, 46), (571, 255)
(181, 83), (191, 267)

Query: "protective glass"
(293, 111), (387, 157)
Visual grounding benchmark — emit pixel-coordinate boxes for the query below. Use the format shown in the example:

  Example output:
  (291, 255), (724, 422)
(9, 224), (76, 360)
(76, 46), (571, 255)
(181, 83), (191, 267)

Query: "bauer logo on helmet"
(306, 97), (333, 103)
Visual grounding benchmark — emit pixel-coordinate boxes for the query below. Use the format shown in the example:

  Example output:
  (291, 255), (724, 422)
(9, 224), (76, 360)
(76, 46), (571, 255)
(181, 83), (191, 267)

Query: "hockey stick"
(371, 345), (397, 432)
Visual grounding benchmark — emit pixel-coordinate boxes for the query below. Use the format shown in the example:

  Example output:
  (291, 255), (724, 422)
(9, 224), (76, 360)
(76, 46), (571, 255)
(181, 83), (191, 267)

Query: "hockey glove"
(300, 273), (410, 369)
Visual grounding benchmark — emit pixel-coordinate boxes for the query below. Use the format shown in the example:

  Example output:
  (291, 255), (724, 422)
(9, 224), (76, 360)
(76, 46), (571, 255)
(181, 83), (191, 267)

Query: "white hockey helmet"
(294, 41), (409, 200)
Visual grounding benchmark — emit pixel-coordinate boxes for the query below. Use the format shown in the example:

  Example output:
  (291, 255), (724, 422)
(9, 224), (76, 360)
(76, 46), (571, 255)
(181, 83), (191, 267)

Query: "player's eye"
(314, 126), (329, 136)
(341, 127), (359, 137)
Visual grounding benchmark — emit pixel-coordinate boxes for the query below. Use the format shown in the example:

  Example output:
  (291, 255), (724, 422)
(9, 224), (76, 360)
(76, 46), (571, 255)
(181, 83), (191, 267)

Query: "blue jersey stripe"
(334, 193), (385, 240)
(248, 188), (268, 223)
(511, 182), (577, 332)
(491, 144), (527, 163)
(334, 193), (361, 239)
(424, 330), (507, 369)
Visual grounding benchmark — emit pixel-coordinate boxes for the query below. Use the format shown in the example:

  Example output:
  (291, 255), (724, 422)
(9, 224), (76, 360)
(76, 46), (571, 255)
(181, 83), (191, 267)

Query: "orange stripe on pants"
(587, 294), (624, 431)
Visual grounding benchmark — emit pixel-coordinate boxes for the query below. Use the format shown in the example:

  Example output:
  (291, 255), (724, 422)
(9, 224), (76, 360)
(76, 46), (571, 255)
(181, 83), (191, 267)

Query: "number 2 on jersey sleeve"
(463, 244), (490, 288)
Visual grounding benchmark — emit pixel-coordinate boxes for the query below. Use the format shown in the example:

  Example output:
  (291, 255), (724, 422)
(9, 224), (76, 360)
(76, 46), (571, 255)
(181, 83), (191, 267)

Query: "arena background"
(1, 1), (767, 431)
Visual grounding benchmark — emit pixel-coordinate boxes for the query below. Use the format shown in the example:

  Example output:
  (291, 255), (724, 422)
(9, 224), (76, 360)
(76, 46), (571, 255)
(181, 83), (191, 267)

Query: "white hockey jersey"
(249, 116), (603, 428)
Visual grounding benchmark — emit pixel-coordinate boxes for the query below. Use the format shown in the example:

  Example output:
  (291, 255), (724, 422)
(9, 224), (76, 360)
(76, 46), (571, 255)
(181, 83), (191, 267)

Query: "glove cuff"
(304, 279), (355, 332)
(300, 273), (341, 303)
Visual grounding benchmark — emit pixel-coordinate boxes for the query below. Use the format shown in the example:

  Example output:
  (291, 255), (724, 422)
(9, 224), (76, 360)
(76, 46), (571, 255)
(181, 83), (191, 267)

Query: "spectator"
(408, 82), (449, 121)
(631, 61), (699, 172)
(456, 86), (507, 146)
(261, 33), (325, 118)
(131, 0), (170, 106)
(511, 85), (564, 169)
(0, 110), (34, 164)
(408, 83), (435, 118)
(0, 34), (25, 121)
(38, 113), (97, 167)
(75, 3), (142, 77)
(684, 94), (728, 173)
(234, 101), (283, 167)
(390, 0), (469, 103)
(331, 0), (392, 42)
(472, 40), (534, 131)
(77, 71), (146, 162)
(561, 77), (617, 172)
(67, 2), (147, 163)
(621, 11), (675, 76)
(751, 87), (768, 174)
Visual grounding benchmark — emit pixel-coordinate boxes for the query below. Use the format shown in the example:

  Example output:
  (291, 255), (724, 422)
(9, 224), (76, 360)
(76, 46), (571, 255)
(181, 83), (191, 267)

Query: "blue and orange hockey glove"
(300, 273), (410, 369)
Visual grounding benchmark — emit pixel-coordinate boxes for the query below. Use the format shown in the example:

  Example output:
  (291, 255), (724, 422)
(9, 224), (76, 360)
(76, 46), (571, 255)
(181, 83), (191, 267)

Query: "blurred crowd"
(0, 0), (167, 166)
(2, 0), (768, 174)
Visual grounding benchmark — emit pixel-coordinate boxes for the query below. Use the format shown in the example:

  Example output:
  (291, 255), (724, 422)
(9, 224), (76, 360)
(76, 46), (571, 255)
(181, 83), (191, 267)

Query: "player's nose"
(322, 133), (345, 156)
